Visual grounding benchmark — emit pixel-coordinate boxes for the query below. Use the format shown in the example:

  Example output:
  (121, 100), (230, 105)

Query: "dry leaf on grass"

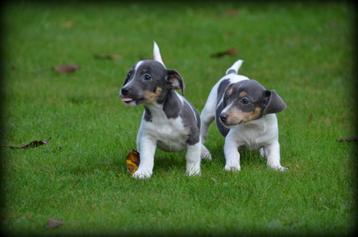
(47, 218), (64, 229)
(225, 8), (239, 16)
(336, 136), (358, 143)
(53, 64), (80, 74)
(61, 20), (74, 29)
(94, 53), (121, 61)
(210, 48), (237, 58)
(1, 138), (50, 149)
(126, 150), (140, 174)
(307, 113), (313, 124)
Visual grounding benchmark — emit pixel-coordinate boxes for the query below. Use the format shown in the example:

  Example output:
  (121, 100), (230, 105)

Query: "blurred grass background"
(1, 1), (356, 235)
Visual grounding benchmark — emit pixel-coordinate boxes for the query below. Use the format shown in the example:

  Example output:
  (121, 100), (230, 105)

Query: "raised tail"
(225, 59), (244, 75)
(153, 41), (165, 66)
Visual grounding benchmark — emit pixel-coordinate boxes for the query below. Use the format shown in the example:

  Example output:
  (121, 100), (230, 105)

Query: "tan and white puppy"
(200, 60), (287, 171)
(120, 42), (211, 179)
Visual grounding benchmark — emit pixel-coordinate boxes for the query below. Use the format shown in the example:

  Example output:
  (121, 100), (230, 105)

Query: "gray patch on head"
(238, 80), (266, 100)
(121, 60), (169, 101)
(225, 80), (267, 114)
(215, 102), (229, 137)
(144, 107), (152, 122)
(215, 80), (267, 137)
(180, 100), (200, 145)
(135, 60), (166, 74)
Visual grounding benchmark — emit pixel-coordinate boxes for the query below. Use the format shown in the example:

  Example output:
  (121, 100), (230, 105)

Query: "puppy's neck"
(145, 90), (182, 120)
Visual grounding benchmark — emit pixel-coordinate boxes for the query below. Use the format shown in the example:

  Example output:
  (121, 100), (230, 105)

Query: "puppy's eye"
(240, 97), (250, 105)
(144, 73), (152, 80)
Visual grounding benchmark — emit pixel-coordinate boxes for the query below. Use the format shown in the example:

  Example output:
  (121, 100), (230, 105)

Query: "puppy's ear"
(225, 83), (235, 97)
(167, 69), (184, 95)
(262, 90), (287, 114)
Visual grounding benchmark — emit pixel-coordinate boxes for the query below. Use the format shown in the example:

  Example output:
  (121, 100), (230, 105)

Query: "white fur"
(133, 100), (203, 179)
(153, 41), (165, 66)
(200, 60), (287, 172)
(225, 59), (244, 75)
(223, 114), (286, 171)
(131, 42), (209, 179)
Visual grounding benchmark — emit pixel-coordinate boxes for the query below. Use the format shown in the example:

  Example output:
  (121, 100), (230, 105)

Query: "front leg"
(186, 142), (201, 176)
(264, 140), (287, 172)
(224, 135), (240, 171)
(133, 134), (157, 179)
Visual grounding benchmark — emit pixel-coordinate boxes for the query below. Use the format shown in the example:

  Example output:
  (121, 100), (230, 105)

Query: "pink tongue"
(121, 97), (133, 102)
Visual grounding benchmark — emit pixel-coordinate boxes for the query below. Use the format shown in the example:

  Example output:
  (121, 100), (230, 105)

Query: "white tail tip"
(225, 59), (244, 75)
(153, 41), (165, 66)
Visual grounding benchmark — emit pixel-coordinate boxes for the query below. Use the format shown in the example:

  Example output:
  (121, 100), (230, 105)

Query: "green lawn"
(2, 1), (356, 235)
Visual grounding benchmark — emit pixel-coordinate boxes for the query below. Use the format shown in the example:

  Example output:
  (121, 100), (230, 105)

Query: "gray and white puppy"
(120, 42), (211, 179)
(200, 60), (287, 172)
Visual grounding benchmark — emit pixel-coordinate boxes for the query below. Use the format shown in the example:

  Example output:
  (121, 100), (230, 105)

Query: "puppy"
(200, 60), (287, 171)
(120, 42), (211, 179)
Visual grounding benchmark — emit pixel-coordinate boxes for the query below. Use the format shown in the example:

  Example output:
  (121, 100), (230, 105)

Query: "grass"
(2, 1), (356, 235)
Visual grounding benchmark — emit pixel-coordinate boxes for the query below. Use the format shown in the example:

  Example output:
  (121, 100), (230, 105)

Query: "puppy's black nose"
(121, 88), (129, 96)
(220, 113), (228, 123)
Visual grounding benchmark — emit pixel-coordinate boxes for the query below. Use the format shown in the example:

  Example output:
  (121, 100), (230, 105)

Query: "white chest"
(231, 114), (278, 150)
(143, 113), (189, 151)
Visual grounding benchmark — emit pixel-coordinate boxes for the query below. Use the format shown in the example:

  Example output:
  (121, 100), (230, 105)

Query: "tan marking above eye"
(239, 91), (247, 97)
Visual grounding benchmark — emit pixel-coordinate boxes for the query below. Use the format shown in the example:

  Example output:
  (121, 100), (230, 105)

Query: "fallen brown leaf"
(47, 218), (64, 229)
(307, 113), (313, 124)
(53, 64), (80, 74)
(94, 53), (121, 61)
(61, 20), (74, 29)
(210, 48), (237, 58)
(1, 138), (50, 149)
(126, 150), (140, 174)
(337, 136), (358, 143)
(225, 8), (239, 16)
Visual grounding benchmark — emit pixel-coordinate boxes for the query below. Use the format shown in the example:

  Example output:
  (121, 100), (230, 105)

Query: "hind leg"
(201, 144), (212, 161)
(264, 141), (287, 172)
(200, 86), (218, 144)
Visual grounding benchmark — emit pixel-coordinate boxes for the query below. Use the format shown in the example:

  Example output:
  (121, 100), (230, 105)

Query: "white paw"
(186, 167), (201, 176)
(224, 164), (241, 172)
(270, 165), (288, 172)
(132, 169), (152, 179)
(200, 146), (212, 161)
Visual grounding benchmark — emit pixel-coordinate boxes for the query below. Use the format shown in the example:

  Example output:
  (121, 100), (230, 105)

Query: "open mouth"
(120, 96), (144, 105)
(121, 97), (135, 104)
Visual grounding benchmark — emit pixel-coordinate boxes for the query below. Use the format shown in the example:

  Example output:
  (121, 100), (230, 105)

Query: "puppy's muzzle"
(220, 112), (242, 127)
(121, 88), (129, 96)
(220, 113), (228, 124)
(120, 87), (142, 104)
